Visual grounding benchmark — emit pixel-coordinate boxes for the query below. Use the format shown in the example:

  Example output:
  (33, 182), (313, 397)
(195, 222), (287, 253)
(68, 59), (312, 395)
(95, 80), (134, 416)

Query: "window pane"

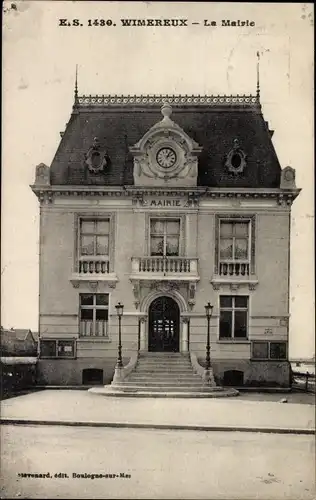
(151, 220), (164, 234)
(96, 294), (109, 306)
(40, 340), (56, 357)
(252, 342), (269, 359)
(80, 294), (94, 306)
(96, 236), (109, 255)
(234, 223), (249, 237)
(150, 236), (164, 255)
(270, 343), (287, 360)
(95, 320), (108, 336)
(96, 220), (110, 234)
(235, 239), (248, 260)
(220, 296), (232, 308)
(234, 311), (248, 338)
(166, 237), (179, 256)
(81, 221), (95, 234)
(234, 296), (248, 308)
(80, 309), (93, 320)
(166, 220), (180, 235)
(219, 311), (232, 338)
(80, 235), (94, 255)
(220, 222), (234, 237)
(96, 309), (109, 321)
(220, 239), (233, 259)
(57, 340), (75, 358)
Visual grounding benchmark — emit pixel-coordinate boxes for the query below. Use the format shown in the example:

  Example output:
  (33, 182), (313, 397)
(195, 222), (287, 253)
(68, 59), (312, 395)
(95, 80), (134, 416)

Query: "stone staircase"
(111, 352), (219, 394)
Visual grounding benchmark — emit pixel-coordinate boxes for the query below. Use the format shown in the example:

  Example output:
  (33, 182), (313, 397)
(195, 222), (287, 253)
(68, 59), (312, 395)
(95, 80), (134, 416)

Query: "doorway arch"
(148, 296), (180, 352)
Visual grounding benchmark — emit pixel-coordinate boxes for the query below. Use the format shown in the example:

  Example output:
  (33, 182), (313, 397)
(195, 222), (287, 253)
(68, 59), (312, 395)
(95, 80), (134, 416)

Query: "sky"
(1, 1), (314, 358)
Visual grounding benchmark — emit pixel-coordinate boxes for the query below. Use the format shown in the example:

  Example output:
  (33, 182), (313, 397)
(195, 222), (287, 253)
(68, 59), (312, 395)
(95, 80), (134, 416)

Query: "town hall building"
(31, 83), (300, 391)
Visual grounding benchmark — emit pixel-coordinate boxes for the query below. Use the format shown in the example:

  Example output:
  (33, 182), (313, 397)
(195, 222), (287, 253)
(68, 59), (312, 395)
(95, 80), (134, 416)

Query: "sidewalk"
(1, 389), (315, 434)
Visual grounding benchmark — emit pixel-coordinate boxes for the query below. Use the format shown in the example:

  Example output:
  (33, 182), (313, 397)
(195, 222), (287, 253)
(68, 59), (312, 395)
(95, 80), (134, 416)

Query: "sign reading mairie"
(146, 198), (184, 208)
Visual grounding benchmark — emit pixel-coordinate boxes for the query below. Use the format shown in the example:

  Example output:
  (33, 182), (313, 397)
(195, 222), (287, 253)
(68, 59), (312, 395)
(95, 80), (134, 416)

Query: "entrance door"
(148, 297), (180, 352)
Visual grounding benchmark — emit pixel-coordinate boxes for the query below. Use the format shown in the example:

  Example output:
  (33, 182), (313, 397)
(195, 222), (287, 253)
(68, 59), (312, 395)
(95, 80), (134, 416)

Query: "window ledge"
(251, 358), (288, 362)
(217, 340), (250, 344)
(70, 273), (118, 288)
(40, 357), (77, 360)
(211, 276), (258, 291)
(77, 337), (112, 342)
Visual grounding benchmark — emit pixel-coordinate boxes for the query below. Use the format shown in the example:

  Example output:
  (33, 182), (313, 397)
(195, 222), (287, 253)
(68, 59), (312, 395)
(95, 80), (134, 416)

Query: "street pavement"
(1, 425), (315, 499)
(0, 390), (315, 433)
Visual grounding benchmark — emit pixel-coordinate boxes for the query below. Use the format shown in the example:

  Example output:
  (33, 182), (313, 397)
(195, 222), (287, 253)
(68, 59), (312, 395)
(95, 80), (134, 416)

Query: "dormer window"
(231, 153), (242, 170)
(225, 138), (246, 174)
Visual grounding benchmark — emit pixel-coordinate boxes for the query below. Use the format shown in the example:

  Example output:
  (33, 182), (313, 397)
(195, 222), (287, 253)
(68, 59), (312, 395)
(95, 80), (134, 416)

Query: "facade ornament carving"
(280, 166), (296, 190)
(181, 316), (190, 324)
(211, 283), (221, 291)
(149, 281), (180, 293)
(108, 282), (116, 289)
(76, 94), (259, 108)
(130, 103), (202, 187)
(38, 191), (53, 204)
(131, 280), (141, 309)
(225, 138), (247, 175)
(230, 283), (240, 291)
(188, 282), (197, 309)
(89, 281), (98, 290)
(84, 137), (110, 174)
(248, 283), (257, 291)
(185, 193), (199, 208)
(277, 194), (293, 207)
(35, 163), (50, 186)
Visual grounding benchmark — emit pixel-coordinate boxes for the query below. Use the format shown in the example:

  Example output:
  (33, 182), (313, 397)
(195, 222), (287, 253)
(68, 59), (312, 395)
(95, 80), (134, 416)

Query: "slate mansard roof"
(49, 94), (281, 188)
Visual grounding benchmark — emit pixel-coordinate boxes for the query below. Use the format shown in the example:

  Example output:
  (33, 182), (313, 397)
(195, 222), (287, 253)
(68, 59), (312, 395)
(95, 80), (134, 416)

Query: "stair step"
(129, 372), (201, 380)
(112, 385), (216, 393)
(115, 381), (205, 388)
(137, 362), (191, 365)
(128, 375), (201, 384)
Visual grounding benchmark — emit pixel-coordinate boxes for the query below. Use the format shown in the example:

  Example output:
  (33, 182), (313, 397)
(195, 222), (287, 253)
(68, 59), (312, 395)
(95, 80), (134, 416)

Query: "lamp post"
(115, 302), (124, 368)
(204, 302), (214, 383)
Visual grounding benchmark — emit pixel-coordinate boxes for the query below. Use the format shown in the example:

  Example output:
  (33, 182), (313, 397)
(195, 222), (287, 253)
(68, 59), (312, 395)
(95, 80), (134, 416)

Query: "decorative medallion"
(225, 138), (247, 175)
(129, 103), (202, 187)
(84, 137), (110, 174)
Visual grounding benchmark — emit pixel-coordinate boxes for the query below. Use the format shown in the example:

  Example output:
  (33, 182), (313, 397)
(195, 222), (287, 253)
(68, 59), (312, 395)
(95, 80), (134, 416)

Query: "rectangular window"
(150, 219), (180, 257)
(269, 342), (287, 360)
(78, 218), (110, 274)
(39, 339), (76, 359)
(252, 341), (287, 360)
(79, 293), (109, 338)
(219, 221), (250, 261)
(219, 296), (248, 339)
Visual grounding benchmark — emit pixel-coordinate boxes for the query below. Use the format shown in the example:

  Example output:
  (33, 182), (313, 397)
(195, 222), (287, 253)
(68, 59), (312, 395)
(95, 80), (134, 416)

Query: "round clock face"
(156, 147), (177, 168)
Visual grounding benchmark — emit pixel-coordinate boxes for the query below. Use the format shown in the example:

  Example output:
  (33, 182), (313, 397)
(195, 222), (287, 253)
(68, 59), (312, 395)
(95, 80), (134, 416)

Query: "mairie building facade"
(31, 90), (300, 388)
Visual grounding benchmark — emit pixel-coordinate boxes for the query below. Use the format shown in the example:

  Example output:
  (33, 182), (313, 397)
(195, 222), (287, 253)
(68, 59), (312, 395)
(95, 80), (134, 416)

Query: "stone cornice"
(30, 184), (301, 205)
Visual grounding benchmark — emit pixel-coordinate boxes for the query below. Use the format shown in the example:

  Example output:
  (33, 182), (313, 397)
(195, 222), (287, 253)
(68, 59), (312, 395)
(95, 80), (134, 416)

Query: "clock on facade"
(156, 147), (177, 168)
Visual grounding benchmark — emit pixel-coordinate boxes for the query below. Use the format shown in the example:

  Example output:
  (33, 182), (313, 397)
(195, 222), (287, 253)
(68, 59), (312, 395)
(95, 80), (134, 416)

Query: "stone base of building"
(36, 357), (291, 388)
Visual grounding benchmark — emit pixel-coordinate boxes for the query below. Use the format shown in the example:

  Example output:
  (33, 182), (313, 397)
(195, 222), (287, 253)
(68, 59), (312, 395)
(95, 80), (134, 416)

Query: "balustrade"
(219, 261), (250, 277)
(79, 258), (110, 274)
(132, 257), (198, 274)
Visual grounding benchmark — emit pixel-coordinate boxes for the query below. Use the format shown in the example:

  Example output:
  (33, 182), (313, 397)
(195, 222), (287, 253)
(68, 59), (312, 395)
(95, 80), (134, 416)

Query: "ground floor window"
(219, 296), (248, 339)
(252, 341), (287, 360)
(82, 368), (103, 385)
(80, 293), (109, 337)
(223, 370), (244, 386)
(39, 339), (76, 359)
